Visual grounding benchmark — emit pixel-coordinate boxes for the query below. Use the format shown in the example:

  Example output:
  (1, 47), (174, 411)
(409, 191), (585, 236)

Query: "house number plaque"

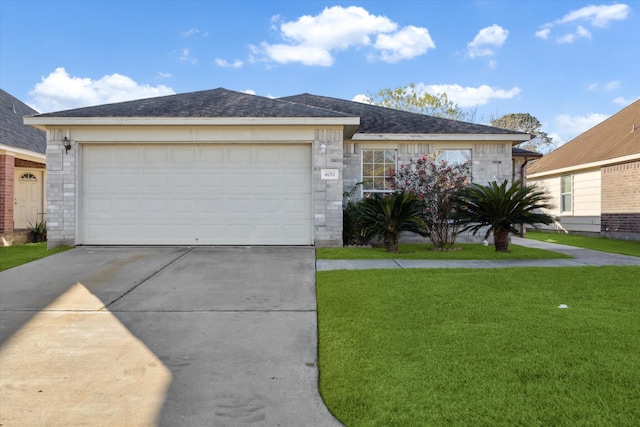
(321, 169), (339, 180)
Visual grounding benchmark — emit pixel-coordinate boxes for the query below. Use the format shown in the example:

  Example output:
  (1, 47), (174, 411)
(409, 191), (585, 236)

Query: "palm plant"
(455, 180), (554, 252)
(351, 191), (427, 253)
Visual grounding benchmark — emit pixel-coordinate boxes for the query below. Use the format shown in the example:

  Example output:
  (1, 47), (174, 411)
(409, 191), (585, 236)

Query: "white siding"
(529, 169), (601, 233)
(573, 169), (601, 216)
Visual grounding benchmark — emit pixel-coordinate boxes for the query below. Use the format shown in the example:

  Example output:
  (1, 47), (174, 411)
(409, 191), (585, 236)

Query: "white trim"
(0, 144), (46, 162)
(352, 133), (530, 142)
(528, 153), (640, 178)
(360, 148), (398, 196)
(23, 116), (360, 129)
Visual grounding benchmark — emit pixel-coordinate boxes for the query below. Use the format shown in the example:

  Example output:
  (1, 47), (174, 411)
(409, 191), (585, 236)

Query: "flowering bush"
(390, 154), (471, 249)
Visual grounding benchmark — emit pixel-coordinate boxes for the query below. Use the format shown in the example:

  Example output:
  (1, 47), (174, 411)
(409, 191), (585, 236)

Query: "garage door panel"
(197, 147), (224, 164)
(82, 144), (312, 245)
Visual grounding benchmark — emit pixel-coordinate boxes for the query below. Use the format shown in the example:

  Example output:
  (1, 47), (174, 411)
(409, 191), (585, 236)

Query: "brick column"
(0, 154), (15, 236)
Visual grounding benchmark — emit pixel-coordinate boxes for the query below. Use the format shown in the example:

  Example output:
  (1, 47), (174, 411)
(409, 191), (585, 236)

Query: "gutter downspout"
(519, 157), (531, 237)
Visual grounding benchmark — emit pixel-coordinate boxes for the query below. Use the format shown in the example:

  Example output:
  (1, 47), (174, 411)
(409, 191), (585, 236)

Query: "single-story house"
(25, 88), (530, 248)
(527, 99), (640, 241)
(1, 89), (47, 246)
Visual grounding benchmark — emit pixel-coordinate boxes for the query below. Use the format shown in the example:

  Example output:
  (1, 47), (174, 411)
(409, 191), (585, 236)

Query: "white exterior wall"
(529, 169), (601, 233)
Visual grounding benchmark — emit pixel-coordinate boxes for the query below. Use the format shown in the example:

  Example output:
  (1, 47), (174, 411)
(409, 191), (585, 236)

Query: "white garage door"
(81, 144), (312, 245)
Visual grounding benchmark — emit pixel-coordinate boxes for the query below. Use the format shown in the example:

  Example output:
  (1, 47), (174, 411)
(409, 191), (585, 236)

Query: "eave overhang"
(528, 153), (640, 178)
(351, 133), (531, 144)
(0, 144), (46, 163)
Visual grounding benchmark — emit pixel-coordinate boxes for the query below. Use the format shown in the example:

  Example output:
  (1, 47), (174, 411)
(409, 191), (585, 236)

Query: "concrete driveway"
(0, 246), (342, 426)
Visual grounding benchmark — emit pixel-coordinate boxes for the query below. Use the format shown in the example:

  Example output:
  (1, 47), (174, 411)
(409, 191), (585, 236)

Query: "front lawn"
(317, 243), (571, 260)
(526, 231), (640, 257)
(317, 267), (640, 426)
(0, 243), (72, 272)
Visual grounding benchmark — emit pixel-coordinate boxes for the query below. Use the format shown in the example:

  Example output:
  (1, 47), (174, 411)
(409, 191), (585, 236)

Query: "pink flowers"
(389, 155), (472, 248)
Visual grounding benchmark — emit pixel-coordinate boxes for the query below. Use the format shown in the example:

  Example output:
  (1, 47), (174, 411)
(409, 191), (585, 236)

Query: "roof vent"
(633, 123), (637, 132)
(12, 103), (17, 115)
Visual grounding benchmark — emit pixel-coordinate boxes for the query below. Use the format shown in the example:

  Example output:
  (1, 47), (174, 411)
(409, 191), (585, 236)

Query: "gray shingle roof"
(0, 89), (46, 154)
(32, 88), (355, 119)
(281, 93), (526, 135)
(512, 147), (543, 158)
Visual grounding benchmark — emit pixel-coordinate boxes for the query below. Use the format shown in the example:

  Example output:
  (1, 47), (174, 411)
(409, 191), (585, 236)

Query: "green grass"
(317, 243), (571, 260)
(317, 267), (640, 426)
(527, 231), (640, 257)
(0, 243), (72, 272)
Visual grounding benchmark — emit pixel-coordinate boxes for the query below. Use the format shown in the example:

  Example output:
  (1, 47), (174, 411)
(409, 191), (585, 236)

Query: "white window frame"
(361, 149), (397, 196)
(560, 175), (572, 213)
(436, 149), (473, 182)
(436, 149), (472, 165)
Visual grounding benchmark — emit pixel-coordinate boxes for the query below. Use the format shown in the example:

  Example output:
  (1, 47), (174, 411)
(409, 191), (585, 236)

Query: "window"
(561, 175), (572, 212)
(19, 173), (38, 182)
(362, 149), (397, 195)
(436, 149), (472, 165)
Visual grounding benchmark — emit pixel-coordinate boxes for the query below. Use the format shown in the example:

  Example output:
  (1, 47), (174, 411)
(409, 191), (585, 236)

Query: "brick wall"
(0, 154), (15, 235)
(15, 159), (46, 169)
(601, 160), (640, 235)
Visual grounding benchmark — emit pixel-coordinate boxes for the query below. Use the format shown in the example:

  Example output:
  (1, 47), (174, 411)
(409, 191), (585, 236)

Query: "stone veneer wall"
(601, 160), (640, 240)
(45, 129), (76, 249)
(314, 129), (344, 247)
(343, 141), (513, 194)
(342, 141), (513, 243)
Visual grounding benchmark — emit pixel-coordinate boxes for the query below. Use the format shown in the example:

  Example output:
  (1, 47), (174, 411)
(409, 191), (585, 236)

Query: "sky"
(1, 0), (639, 146)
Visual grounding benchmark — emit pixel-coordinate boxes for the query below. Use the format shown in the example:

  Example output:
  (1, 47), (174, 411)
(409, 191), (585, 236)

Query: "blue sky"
(1, 0), (638, 145)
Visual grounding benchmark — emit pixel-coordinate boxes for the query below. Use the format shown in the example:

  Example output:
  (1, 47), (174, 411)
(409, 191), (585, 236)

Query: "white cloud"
(535, 28), (551, 40)
(242, 89), (256, 95)
(612, 95), (640, 106)
(215, 58), (244, 68)
(487, 60), (498, 69)
(587, 80), (622, 91)
(157, 71), (173, 79)
(557, 4), (631, 27)
(417, 83), (521, 107)
(28, 67), (175, 112)
(557, 25), (592, 43)
(554, 112), (609, 141)
(180, 48), (197, 64)
(182, 28), (200, 37)
(536, 3), (630, 42)
(252, 6), (433, 66)
(374, 25), (435, 63)
(467, 24), (509, 58)
(352, 94), (373, 104)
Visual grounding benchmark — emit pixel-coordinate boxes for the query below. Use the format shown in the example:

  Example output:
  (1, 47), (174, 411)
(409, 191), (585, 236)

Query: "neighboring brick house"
(25, 88), (529, 248)
(0, 89), (47, 245)
(527, 99), (640, 241)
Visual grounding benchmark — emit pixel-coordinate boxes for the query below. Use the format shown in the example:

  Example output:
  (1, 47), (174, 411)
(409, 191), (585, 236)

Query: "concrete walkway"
(317, 237), (640, 271)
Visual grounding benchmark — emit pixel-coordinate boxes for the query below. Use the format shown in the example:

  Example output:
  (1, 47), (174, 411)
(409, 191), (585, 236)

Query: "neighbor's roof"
(29, 88), (356, 119)
(0, 89), (46, 154)
(281, 93), (529, 139)
(528, 99), (640, 175)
